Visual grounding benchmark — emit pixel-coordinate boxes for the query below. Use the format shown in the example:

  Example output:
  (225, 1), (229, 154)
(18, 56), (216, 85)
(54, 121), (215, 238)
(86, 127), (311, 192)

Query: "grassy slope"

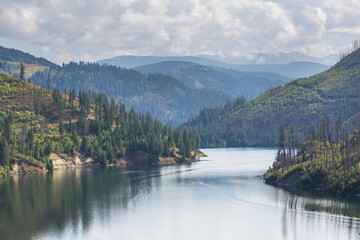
(0, 72), (58, 125)
(0, 73), (57, 174)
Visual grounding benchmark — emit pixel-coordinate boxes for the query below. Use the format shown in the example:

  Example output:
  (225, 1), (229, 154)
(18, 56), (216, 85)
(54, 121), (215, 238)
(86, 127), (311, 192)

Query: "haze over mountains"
(196, 51), (338, 65)
(134, 61), (290, 98)
(98, 52), (333, 79)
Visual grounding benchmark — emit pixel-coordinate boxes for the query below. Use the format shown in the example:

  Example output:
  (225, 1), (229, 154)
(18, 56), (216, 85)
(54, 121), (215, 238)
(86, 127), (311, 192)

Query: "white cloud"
(1, 0), (359, 63)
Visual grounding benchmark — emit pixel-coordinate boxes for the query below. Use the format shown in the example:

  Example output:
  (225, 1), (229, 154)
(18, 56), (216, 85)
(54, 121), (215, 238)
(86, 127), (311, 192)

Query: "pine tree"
(0, 136), (9, 166)
(20, 63), (25, 80)
(277, 123), (286, 163)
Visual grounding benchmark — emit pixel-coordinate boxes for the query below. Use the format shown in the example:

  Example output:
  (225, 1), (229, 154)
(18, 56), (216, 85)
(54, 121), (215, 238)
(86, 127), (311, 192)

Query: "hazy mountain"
(135, 61), (290, 99)
(99, 55), (330, 79)
(97, 55), (225, 69)
(196, 52), (338, 66)
(229, 61), (330, 79)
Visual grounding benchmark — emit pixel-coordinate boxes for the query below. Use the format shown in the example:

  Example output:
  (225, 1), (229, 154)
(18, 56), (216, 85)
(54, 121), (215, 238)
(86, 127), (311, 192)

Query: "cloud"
(0, 0), (359, 63)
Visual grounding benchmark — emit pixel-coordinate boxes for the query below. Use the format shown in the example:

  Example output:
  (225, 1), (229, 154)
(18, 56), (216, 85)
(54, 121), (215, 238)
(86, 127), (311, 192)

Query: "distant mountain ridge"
(98, 55), (330, 79)
(196, 51), (338, 65)
(134, 61), (290, 99)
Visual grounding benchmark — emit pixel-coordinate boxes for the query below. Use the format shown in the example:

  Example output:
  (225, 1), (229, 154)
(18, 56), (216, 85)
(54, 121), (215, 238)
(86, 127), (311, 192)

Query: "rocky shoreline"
(6, 149), (206, 176)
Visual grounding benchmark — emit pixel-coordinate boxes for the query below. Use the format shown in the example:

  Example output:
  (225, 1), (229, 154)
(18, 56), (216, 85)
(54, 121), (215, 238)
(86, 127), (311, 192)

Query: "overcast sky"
(1, 0), (359, 64)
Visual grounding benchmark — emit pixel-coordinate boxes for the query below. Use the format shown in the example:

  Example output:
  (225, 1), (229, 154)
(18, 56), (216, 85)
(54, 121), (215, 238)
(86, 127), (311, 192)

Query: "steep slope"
(0, 45), (57, 79)
(0, 73), (59, 124)
(184, 49), (360, 147)
(31, 62), (229, 126)
(134, 61), (290, 99)
(0, 46), (57, 67)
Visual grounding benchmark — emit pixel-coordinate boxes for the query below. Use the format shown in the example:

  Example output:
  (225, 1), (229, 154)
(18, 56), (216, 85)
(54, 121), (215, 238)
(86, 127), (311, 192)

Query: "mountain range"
(98, 54), (331, 79)
(196, 51), (338, 65)
(134, 61), (290, 98)
(0, 45), (342, 129)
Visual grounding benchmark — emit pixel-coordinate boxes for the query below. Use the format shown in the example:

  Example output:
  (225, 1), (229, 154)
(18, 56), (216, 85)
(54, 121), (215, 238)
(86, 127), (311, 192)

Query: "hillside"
(31, 62), (229, 126)
(134, 61), (290, 99)
(0, 73), (59, 124)
(0, 72), (201, 176)
(0, 45), (56, 79)
(0, 46), (57, 68)
(264, 126), (360, 195)
(184, 49), (360, 147)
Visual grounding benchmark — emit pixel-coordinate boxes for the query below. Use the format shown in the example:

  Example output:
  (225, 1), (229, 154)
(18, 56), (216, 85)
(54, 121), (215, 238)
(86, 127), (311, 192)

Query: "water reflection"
(0, 167), (161, 240)
(0, 148), (360, 240)
(280, 186), (360, 218)
(270, 185), (360, 239)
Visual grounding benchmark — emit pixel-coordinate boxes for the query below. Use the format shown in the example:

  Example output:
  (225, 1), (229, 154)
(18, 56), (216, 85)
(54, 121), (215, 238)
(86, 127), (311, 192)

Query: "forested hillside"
(264, 119), (360, 195)
(135, 61), (290, 99)
(29, 62), (230, 126)
(0, 46), (56, 67)
(184, 49), (360, 147)
(0, 46), (229, 126)
(0, 72), (200, 176)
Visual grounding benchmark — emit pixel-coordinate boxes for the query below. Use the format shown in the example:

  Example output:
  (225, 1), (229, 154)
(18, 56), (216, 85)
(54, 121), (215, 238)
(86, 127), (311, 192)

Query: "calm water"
(1, 148), (360, 240)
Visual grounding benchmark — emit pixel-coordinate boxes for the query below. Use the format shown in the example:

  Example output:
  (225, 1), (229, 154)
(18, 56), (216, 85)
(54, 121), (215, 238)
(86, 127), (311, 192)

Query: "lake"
(0, 148), (359, 240)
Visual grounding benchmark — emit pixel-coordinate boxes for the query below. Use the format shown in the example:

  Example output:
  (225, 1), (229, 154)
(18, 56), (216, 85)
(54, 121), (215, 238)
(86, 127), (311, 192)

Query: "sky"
(1, 0), (359, 64)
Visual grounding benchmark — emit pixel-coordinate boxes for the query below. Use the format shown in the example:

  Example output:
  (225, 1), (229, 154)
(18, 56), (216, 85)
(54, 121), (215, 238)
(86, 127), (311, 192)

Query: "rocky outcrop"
(50, 153), (99, 169)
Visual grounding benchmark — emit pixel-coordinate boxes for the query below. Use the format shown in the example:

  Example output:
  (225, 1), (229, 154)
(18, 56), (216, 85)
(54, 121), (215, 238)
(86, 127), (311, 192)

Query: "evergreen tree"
(0, 136), (9, 166)
(20, 63), (25, 80)
(276, 123), (286, 163)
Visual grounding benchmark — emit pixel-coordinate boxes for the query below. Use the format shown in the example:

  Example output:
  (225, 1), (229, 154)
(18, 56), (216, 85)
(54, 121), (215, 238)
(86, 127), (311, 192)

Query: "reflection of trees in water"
(281, 186), (360, 219)
(267, 183), (360, 239)
(279, 186), (360, 239)
(0, 167), (160, 240)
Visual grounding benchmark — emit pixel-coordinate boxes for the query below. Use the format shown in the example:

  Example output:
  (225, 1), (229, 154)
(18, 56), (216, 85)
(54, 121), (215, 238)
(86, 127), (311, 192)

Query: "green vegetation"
(0, 72), (200, 177)
(30, 62), (229, 126)
(264, 118), (360, 195)
(0, 46), (230, 126)
(135, 61), (289, 99)
(185, 49), (360, 148)
(0, 46), (56, 67)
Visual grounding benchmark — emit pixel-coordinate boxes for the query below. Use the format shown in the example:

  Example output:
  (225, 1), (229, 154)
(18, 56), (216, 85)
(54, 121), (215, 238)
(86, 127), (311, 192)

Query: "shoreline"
(264, 168), (360, 196)
(5, 150), (206, 177)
